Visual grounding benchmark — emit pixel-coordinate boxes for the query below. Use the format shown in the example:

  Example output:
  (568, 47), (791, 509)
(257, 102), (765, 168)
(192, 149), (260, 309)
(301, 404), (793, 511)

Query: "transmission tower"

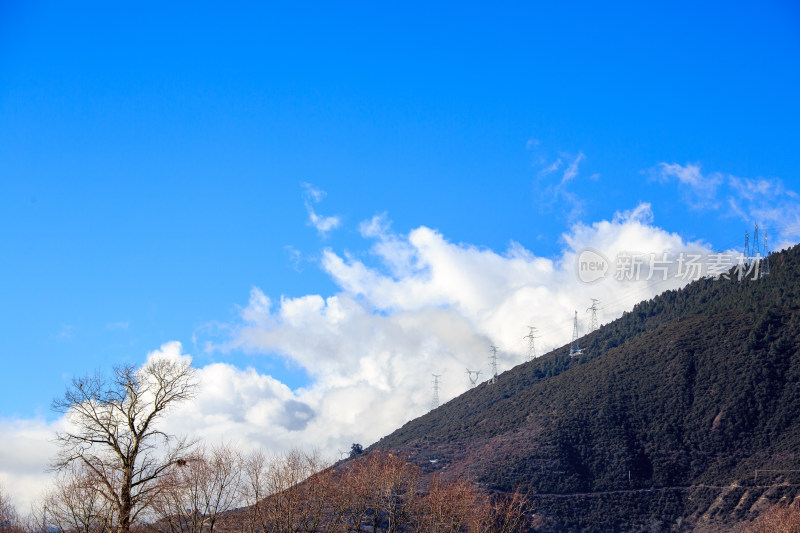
(744, 231), (751, 266)
(431, 374), (441, 409)
(466, 368), (482, 387)
(587, 298), (600, 333)
(570, 310), (583, 357)
(743, 224), (771, 278)
(489, 346), (499, 382)
(523, 326), (540, 362)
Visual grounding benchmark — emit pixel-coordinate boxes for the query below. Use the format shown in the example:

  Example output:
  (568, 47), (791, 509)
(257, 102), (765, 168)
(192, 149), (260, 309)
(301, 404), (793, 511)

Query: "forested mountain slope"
(370, 245), (800, 531)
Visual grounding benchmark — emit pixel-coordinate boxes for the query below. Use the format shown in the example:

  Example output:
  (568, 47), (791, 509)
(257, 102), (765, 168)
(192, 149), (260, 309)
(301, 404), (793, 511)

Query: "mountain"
(368, 245), (800, 531)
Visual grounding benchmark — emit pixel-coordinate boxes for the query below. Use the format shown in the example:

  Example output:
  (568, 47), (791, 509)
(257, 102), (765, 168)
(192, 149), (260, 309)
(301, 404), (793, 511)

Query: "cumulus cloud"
(166, 356), (314, 449)
(145, 340), (192, 366)
(0, 418), (63, 510)
(0, 204), (744, 512)
(196, 204), (720, 464)
(301, 182), (341, 236)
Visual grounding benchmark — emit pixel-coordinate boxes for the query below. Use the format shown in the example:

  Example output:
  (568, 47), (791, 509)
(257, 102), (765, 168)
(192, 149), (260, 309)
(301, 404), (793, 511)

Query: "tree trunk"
(119, 468), (133, 533)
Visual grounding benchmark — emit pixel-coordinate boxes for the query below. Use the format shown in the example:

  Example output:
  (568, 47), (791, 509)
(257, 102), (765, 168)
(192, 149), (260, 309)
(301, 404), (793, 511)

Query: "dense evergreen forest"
(371, 245), (800, 531)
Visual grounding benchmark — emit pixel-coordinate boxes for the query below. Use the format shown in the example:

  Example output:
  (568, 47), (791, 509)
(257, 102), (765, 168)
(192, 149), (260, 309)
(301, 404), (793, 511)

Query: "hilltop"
(369, 245), (800, 531)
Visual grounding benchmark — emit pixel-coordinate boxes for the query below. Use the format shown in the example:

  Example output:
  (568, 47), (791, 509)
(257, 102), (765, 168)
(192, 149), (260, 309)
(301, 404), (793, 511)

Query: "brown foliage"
(337, 452), (419, 533)
(237, 449), (527, 533)
(747, 503), (800, 533)
(412, 475), (490, 532)
(488, 489), (529, 533)
(239, 448), (339, 533)
(28, 464), (115, 533)
(149, 444), (242, 533)
(35, 430), (526, 533)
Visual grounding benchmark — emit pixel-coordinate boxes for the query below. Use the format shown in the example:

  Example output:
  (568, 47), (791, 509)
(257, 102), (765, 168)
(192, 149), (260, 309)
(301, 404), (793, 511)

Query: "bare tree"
(488, 489), (529, 533)
(34, 464), (115, 533)
(239, 448), (357, 533)
(234, 447), (526, 533)
(0, 485), (21, 533)
(52, 358), (198, 533)
(244, 449), (335, 533)
(150, 444), (242, 533)
(239, 450), (271, 533)
(412, 475), (490, 533)
(339, 452), (419, 533)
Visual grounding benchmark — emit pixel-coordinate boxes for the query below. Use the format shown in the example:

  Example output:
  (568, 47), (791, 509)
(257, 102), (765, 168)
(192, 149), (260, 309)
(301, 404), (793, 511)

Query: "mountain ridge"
(367, 245), (800, 531)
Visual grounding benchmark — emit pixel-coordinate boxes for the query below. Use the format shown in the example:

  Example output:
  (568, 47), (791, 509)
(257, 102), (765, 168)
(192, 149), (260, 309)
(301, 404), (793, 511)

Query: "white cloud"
(536, 151), (587, 222)
(144, 340), (193, 367)
(539, 158), (562, 177)
(0, 418), (62, 511)
(358, 213), (391, 238)
(0, 205), (739, 514)
(658, 162), (711, 188)
(301, 182), (341, 236)
(655, 163), (800, 247)
(284, 245), (306, 272)
(201, 204), (717, 463)
(656, 162), (724, 209)
(307, 210), (341, 235)
(727, 176), (800, 249)
(561, 152), (584, 186)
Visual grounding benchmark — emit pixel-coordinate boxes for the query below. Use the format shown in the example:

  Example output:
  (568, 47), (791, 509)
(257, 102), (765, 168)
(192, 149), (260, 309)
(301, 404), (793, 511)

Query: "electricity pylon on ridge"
(431, 374), (442, 410)
(570, 310), (583, 357)
(466, 368), (482, 387)
(744, 231), (751, 266)
(587, 299), (600, 333)
(742, 224), (771, 279)
(524, 326), (540, 362)
(489, 346), (499, 383)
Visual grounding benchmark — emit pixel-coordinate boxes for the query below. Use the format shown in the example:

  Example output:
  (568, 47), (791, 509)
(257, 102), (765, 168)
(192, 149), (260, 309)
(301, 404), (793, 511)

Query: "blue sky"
(1, 0), (800, 505)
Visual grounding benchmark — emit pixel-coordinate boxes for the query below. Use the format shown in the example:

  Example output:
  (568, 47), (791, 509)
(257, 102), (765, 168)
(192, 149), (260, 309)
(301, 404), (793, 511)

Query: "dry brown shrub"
(747, 503), (800, 533)
(412, 475), (490, 533)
